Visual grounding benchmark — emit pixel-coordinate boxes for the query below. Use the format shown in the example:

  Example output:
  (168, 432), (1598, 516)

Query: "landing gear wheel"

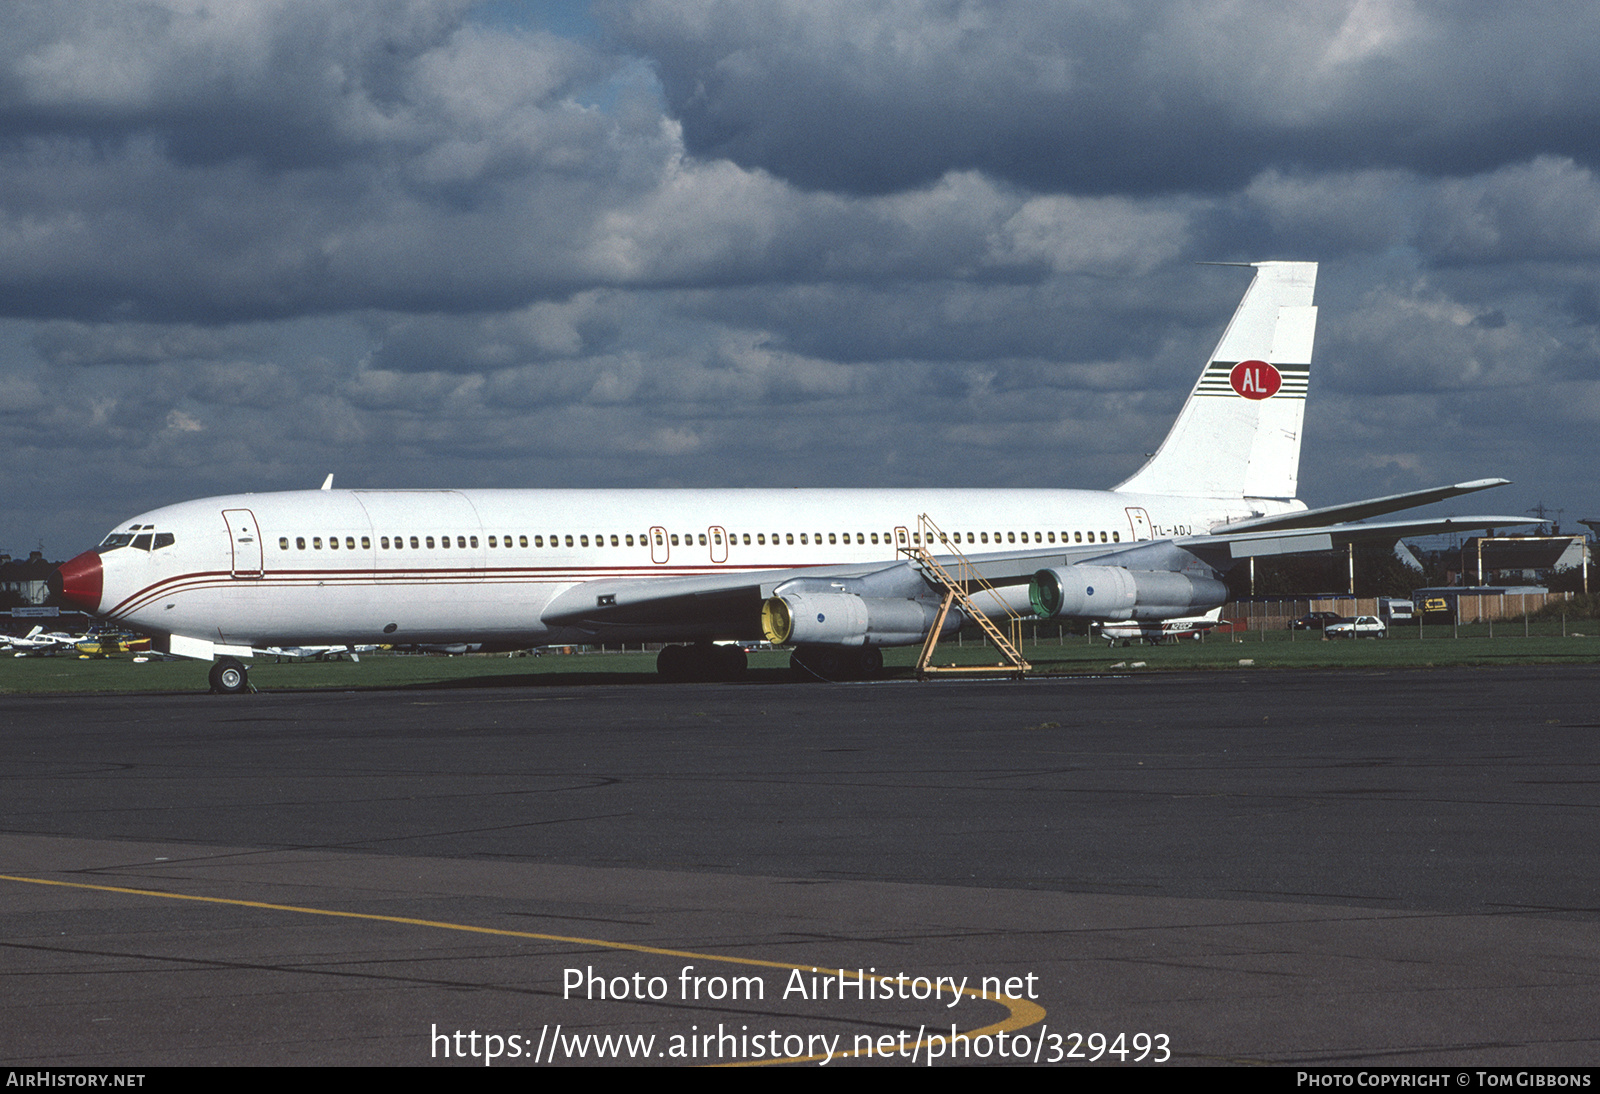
(656, 643), (748, 682)
(657, 643), (687, 681)
(790, 645), (849, 681)
(853, 646), (883, 679)
(713, 643), (748, 680)
(209, 658), (250, 694)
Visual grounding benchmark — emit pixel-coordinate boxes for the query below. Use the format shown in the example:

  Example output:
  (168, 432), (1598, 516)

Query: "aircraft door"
(650, 526), (669, 565)
(708, 526), (728, 563)
(1125, 507), (1153, 541)
(222, 508), (263, 577)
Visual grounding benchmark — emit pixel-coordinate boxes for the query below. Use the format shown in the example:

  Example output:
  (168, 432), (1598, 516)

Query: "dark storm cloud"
(608, 0), (1600, 196)
(2, 0), (1598, 556)
(0, 0), (652, 320)
(0, 1), (1189, 324)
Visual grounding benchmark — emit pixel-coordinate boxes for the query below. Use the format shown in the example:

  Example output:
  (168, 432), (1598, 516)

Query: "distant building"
(0, 552), (58, 606)
(1454, 535), (1586, 585)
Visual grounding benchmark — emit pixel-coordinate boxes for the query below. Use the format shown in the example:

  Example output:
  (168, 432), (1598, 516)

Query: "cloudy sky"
(3, 0), (1597, 557)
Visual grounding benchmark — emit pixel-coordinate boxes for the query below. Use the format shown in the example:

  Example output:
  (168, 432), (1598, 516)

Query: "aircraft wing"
(539, 504), (1537, 639)
(1187, 513), (1537, 563)
(538, 545), (1127, 638)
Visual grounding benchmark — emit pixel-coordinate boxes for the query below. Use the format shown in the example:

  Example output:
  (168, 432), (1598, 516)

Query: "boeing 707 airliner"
(49, 262), (1525, 691)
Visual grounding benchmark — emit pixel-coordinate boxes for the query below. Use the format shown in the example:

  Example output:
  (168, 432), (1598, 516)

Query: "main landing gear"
(208, 657), (253, 694)
(788, 645), (882, 682)
(656, 642), (748, 683)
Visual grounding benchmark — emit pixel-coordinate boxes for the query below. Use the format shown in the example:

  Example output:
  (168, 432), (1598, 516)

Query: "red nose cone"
(53, 550), (104, 613)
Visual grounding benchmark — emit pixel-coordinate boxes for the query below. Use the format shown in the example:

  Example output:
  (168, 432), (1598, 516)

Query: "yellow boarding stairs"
(898, 514), (1031, 680)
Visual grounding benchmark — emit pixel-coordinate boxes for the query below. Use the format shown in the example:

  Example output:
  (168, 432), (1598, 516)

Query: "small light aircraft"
(6, 625), (83, 657)
(50, 262), (1530, 691)
(1097, 612), (1224, 646)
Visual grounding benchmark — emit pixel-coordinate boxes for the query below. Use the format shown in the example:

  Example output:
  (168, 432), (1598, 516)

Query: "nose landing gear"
(208, 657), (253, 694)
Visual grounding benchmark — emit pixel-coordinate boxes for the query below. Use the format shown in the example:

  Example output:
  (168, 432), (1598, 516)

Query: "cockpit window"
(131, 534), (153, 551)
(153, 533), (175, 549)
(97, 533), (134, 552)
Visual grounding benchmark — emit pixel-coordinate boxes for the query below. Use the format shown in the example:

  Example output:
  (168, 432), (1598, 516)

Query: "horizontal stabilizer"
(1212, 479), (1511, 534)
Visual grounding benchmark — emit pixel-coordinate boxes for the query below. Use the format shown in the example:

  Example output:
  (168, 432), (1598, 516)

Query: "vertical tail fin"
(1115, 261), (1317, 501)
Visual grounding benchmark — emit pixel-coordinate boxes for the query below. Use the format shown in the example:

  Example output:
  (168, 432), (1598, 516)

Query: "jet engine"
(1028, 566), (1226, 622)
(761, 592), (958, 647)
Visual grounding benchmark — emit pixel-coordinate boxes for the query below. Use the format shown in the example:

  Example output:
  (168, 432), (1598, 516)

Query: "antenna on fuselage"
(320, 474), (333, 491)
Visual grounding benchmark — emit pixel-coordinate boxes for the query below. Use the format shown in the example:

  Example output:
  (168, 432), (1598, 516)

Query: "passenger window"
(468, 536), (476, 548)
(1112, 531), (1120, 542)
(757, 533), (766, 545)
(345, 537), (355, 549)
(488, 536), (497, 548)
(742, 533), (751, 545)
(297, 537), (306, 550)
(565, 535), (574, 547)
(279, 537), (289, 550)
(786, 533), (794, 545)
(870, 533), (878, 545)
(381, 537), (389, 549)
(697, 533), (706, 546)
(828, 533), (836, 545)
(625, 534), (634, 547)
(580, 535), (590, 547)
(314, 537), (323, 549)
(360, 537), (369, 549)
(519, 536), (528, 547)
(800, 533), (808, 545)
(980, 532), (988, 544)
(425, 536), (435, 548)
(670, 534), (679, 546)
(610, 534), (619, 546)
(439, 536), (449, 549)
(329, 536), (339, 550)
(410, 536), (419, 548)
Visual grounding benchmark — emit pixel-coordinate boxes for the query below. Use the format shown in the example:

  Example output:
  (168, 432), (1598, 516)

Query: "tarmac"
(2, 665), (1598, 1066)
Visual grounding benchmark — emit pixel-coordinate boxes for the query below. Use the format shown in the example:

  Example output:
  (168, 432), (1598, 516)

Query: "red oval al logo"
(1229, 360), (1281, 400)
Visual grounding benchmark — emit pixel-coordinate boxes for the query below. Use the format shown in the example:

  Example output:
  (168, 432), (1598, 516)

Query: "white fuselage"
(88, 486), (1285, 649)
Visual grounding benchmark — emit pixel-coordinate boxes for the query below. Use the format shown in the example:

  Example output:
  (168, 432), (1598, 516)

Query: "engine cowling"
(761, 592), (957, 647)
(1029, 566), (1226, 622)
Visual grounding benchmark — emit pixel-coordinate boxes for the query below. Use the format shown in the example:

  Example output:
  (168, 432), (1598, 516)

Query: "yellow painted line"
(1, 873), (1046, 1065)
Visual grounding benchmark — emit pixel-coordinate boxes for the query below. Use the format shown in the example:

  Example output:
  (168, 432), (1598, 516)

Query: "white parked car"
(1326, 616), (1387, 638)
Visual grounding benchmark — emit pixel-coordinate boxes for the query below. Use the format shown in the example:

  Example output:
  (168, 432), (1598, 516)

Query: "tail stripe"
(1193, 362), (1310, 399)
